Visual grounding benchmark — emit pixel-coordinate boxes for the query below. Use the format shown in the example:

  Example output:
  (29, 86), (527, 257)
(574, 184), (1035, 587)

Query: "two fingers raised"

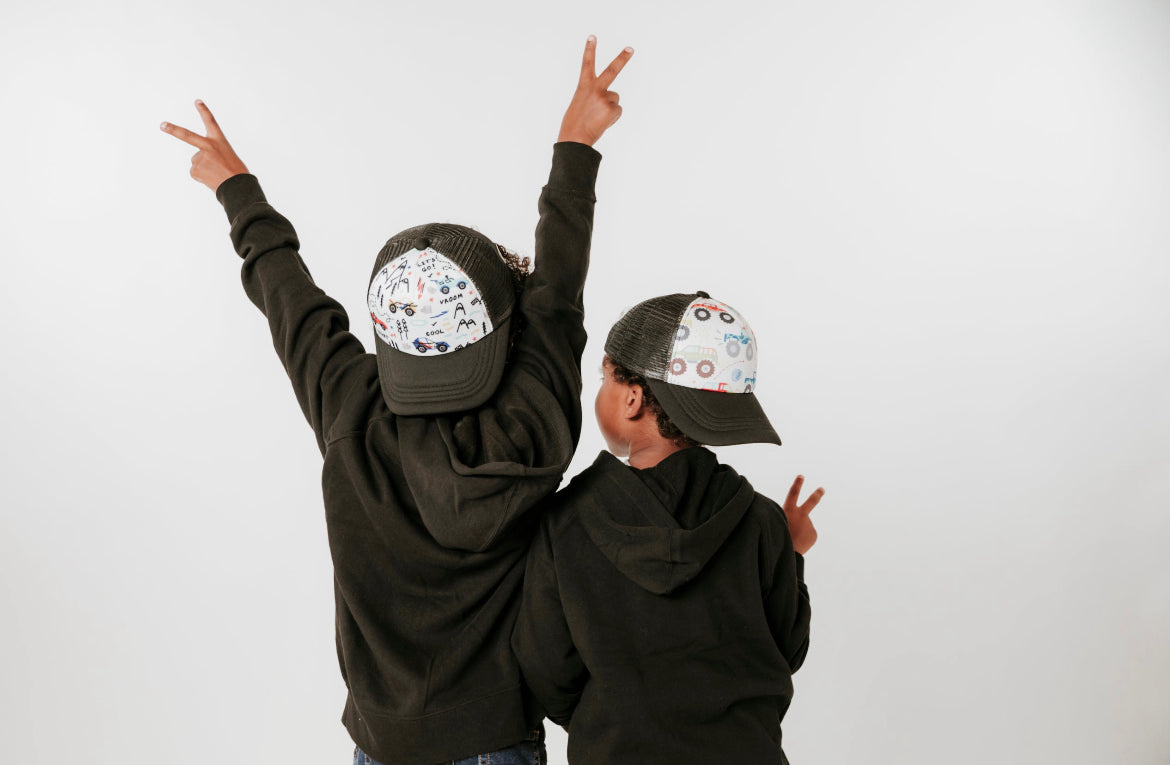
(579, 36), (634, 91)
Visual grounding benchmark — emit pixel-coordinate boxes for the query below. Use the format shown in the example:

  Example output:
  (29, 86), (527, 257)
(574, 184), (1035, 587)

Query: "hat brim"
(375, 315), (512, 416)
(645, 377), (781, 447)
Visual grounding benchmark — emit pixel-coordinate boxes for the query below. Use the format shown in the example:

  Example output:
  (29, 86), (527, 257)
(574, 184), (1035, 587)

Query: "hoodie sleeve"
(764, 536), (812, 674)
(512, 515), (588, 728)
(505, 142), (601, 446)
(217, 174), (379, 453)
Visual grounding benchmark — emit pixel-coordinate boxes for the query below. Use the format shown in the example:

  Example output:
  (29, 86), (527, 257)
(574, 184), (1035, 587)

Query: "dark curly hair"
(495, 244), (531, 346)
(607, 356), (701, 449)
(495, 244), (530, 298)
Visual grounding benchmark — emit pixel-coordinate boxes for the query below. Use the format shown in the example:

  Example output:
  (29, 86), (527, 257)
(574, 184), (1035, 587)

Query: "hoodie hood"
(574, 448), (755, 594)
(388, 380), (576, 552)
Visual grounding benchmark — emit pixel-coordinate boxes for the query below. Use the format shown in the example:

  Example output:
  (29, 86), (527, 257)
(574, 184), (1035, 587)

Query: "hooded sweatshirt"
(214, 142), (601, 765)
(512, 447), (810, 764)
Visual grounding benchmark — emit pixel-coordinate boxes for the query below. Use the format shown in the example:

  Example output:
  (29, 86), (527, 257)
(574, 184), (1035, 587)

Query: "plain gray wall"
(2, 0), (1168, 762)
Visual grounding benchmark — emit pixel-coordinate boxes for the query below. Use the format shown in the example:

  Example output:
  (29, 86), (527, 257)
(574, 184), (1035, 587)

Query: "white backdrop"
(2, 1), (1168, 763)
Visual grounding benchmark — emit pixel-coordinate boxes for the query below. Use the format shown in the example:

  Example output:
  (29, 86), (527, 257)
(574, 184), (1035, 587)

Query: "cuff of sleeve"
(548, 142), (602, 199)
(215, 173), (267, 223)
(795, 552), (805, 580)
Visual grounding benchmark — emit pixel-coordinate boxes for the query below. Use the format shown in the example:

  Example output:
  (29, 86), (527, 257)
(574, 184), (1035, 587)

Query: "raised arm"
(162, 103), (377, 453)
(766, 476), (824, 672)
(509, 37), (634, 433)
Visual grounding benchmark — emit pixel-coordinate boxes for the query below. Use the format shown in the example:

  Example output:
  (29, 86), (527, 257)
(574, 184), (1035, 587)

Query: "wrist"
(557, 131), (596, 146)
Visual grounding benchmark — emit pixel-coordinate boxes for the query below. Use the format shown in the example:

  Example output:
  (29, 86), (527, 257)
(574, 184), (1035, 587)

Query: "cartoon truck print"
(723, 331), (755, 360)
(413, 338), (450, 353)
(691, 302), (736, 324)
(431, 275), (468, 295)
(370, 312), (389, 331)
(670, 345), (718, 378)
(387, 300), (418, 316)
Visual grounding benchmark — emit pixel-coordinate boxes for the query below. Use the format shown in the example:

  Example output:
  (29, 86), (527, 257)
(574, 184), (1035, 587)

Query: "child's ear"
(623, 383), (645, 420)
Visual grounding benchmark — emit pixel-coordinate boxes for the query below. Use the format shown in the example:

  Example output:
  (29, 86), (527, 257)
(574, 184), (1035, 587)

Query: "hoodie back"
(513, 448), (811, 765)
(217, 143), (603, 765)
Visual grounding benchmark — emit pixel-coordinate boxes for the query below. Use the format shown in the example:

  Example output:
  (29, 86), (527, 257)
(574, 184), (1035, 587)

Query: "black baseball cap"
(367, 223), (516, 415)
(603, 291), (781, 446)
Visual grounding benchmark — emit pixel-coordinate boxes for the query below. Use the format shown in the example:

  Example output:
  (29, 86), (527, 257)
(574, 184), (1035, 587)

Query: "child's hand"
(160, 100), (249, 192)
(559, 36), (634, 146)
(783, 475), (824, 555)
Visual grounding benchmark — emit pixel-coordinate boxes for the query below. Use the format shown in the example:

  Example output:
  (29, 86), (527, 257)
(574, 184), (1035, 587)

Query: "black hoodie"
(512, 447), (810, 764)
(214, 143), (601, 765)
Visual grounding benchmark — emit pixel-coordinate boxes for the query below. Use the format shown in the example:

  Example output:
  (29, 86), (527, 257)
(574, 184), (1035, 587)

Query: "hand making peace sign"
(783, 475), (825, 555)
(160, 100), (249, 192)
(559, 36), (635, 146)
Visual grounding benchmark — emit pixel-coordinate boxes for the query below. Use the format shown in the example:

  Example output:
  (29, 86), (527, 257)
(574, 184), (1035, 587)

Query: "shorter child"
(512, 291), (823, 764)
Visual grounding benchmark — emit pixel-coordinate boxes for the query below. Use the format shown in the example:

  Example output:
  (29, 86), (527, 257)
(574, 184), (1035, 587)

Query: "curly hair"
(495, 244), (531, 346)
(496, 244), (531, 299)
(607, 357), (701, 449)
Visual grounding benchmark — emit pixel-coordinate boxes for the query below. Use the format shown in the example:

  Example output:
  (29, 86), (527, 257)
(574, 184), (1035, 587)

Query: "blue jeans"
(353, 729), (545, 765)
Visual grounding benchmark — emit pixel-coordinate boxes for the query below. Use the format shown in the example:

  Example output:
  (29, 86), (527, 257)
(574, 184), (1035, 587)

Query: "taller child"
(162, 37), (633, 765)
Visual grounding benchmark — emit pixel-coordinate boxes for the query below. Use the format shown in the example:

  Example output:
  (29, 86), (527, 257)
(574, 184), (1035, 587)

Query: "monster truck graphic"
(387, 301), (418, 316)
(670, 345), (718, 378)
(431, 275), (468, 295)
(691, 302), (735, 324)
(723, 331), (755, 359)
(413, 338), (450, 353)
(676, 322), (692, 341)
(370, 312), (388, 331)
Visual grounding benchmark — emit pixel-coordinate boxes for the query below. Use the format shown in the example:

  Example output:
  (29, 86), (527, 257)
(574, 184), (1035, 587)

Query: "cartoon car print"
(413, 338), (450, 353)
(431, 275), (469, 295)
(670, 345), (718, 378)
(370, 312), (388, 331)
(387, 300), (418, 316)
(676, 322), (692, 341)
(691, 302), (736, 324)
(723, 331), (754, 359)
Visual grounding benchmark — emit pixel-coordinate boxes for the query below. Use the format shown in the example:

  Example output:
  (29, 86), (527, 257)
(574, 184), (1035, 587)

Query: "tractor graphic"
(723, 331), (754, 360)
(387, 300), (418, 316)
(413, 338), (450, 353)
(670, 345), (718, 378)
(691, 302), (735, 324)
(431, 275), (468, 295)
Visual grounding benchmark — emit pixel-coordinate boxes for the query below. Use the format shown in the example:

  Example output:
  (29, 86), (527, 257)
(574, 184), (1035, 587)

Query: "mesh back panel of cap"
(370, 222), (515, 325)
(604, 293), (696, 382)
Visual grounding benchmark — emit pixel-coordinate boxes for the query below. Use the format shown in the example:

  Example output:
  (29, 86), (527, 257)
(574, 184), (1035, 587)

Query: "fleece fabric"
(214, 142), (601, 765)
(512, 447), (810, 765)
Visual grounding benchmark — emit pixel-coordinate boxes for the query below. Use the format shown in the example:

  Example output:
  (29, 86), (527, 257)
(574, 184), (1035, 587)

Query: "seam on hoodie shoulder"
(323, 412), (395, 449)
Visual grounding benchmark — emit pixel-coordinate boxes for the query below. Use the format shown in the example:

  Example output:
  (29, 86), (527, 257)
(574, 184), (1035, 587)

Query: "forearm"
(510, 142), (601, 421)
(218, 175), (374, 449)
(767, 550), (812, 674)
(512, 526), (587, 727)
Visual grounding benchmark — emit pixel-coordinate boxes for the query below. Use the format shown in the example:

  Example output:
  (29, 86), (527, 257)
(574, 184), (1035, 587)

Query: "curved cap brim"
(646, 377), (781, 447)
(375, 315), (511, 416)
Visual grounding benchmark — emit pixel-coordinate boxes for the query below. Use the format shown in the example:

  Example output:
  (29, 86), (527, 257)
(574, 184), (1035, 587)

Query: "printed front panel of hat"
(367, 248), (493, 356)
(667, 298), (758, 393)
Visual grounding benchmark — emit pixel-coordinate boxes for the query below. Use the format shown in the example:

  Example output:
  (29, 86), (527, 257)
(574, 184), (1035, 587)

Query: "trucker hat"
(367, 223), (516, 415)
(603, 291), (780, 446)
